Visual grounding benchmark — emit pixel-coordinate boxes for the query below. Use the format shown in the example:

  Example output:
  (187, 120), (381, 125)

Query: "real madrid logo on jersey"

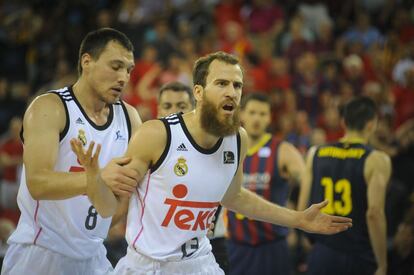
(78, 129), (87, 146)
(174, 157), (188, 176)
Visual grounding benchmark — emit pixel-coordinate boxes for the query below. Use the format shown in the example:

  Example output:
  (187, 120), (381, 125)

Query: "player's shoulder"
(120, 100), (142, 132)
(26, 91), (66, 117)
(365, 150), (391, 178)
(121, 100), (137, 114)
(238, 127), (248, 146)
(366, 149), (391, 167)
(32, 91), (64, 106)
(279, 140), (298, 152)
(238, 127), (248, 140)
(307, 145), (319, 159)
(137, 119), (167, 138)
(364, 149), (392, 183)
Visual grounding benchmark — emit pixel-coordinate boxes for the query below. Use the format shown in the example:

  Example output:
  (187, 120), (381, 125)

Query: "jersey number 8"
(85, 205), (98, 230)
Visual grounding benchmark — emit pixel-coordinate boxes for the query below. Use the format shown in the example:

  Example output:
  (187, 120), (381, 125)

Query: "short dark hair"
(193, 51), (240, 87)
(342, 96), (377, 131)
(77, 28), (134, 75)
(159, 82), (195, 107)
(241, 93), (271, 110)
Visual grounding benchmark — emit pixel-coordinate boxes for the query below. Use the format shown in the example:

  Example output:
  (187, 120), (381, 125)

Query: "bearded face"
(200, 93), (241, 137)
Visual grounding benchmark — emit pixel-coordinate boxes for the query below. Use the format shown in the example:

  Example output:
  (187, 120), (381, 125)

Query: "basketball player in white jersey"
(72, 51), (353, 274)
(2, 28), (141, 275)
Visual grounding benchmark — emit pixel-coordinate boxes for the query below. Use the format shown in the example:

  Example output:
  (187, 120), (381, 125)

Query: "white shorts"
(1, 243), (113, 275)
(114, 247), (224, 275)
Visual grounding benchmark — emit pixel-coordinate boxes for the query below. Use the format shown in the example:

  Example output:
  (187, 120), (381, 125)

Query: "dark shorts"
(227, 238), (289, 275)
(211, 237), (229, 274)
(307, 242), (376, 275)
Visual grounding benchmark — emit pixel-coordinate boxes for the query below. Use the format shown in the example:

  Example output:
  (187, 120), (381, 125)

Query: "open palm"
(300, 200), (353, 235)
(70, 139), (101, 173)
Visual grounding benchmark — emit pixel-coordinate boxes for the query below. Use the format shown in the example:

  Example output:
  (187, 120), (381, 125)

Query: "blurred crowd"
(0, 0), (414, 273)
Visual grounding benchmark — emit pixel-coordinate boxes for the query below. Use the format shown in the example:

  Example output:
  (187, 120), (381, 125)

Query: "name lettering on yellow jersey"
(318, 147), (365, 159)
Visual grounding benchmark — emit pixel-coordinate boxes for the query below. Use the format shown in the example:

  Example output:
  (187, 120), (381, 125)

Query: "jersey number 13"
(320, 177), (352, 216)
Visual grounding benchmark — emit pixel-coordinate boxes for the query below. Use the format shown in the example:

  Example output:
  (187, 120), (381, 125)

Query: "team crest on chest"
(174, 157), (188, 176)
(78, 129), (87, 146)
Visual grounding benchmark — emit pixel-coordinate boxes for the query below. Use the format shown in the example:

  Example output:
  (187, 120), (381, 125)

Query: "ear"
(80, 53), (92, 73)
(193, 85), (204, 102)
(365, 118), (377, 133)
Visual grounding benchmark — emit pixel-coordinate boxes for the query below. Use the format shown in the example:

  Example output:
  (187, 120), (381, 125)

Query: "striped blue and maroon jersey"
(226, 134), (289, 245)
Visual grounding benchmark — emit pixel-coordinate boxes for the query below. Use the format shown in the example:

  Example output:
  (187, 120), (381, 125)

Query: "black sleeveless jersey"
(309, 141), (375, 263)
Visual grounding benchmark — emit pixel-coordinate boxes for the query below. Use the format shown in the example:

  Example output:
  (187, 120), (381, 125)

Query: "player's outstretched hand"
(299, 200), (353, 235)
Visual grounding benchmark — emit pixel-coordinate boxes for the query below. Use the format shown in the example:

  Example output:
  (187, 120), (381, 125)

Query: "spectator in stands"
(0, 117), (23, 225)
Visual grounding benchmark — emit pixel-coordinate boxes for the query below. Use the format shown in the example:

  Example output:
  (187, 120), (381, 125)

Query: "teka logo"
(161, 184), (219, 231)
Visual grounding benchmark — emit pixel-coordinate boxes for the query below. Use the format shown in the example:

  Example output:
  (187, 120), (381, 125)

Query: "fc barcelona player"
(226, 93), (306, 275)
(299, 96), (391, 275)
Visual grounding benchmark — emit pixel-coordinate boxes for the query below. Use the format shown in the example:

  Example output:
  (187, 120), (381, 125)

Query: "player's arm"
(278, 141), (306, 209)
(25, 94), (139, 203)
(221, 128), (352, 234)
(297, 146), (317, 211)
(72, 119), (166, 217)
(278, 142), (305, 187)
(24, 94), (89, 200)
(364, 150), (391, 274)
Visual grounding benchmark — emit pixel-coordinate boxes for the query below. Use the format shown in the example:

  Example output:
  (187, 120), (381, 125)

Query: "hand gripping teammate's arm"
(72, 119), (166, 217)
(364, 151), (391, 275)
(221, 128), (353, 235)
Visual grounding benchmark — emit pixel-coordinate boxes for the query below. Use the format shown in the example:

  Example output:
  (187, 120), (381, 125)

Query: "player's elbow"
(26, 175), (46, 200)
(221, 188), (245, 212)
(95, 205), (116, 218)
(366, 207), (385, 221)
(99, 211), (115, 219)
(93, 199), (117, 218)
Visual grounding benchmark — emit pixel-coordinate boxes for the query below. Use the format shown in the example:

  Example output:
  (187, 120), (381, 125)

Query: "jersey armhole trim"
(57, 93), (70, 142)
(120, 101), (132, 141)
(150, 118), (171, 173)
(310, 145), (321, 182)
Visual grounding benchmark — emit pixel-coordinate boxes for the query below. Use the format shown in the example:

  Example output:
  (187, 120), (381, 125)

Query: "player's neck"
(341, 131), (367, 144)
(73, 79), (106, 114)
(183, 111), (221, 149)
(248, 133), (269, 149)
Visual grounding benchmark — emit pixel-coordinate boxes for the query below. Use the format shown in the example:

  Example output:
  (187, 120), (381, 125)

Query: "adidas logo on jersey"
(177, 143), (188, 151)
(76, 117), (84, 125)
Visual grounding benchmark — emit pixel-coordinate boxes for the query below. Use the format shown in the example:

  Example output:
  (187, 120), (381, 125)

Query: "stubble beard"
(200, 96), (241, 137)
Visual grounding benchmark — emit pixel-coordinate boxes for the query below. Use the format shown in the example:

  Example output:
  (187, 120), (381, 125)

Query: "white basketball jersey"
(8, 86), (131, 259)
(126, 113), (240, 261)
